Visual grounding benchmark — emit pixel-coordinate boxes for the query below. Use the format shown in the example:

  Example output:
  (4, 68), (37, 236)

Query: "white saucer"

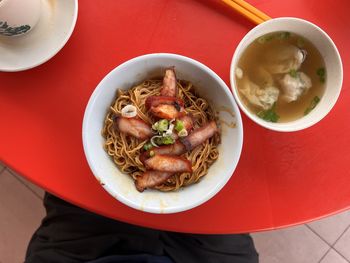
(0, 0), (78, 72)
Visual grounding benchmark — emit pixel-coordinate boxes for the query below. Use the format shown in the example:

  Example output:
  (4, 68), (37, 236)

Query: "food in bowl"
(83, 53), (243, 213)
(102, 68), (220, 192)
(235, 31), (326, 123)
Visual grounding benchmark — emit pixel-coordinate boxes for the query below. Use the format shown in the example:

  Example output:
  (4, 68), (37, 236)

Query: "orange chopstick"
(232, 0), (271, 21)
(221, 0), (271, 25)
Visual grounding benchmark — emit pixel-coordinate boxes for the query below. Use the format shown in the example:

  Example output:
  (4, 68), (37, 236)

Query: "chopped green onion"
(257, 32), (290, 44)
(277, 32), (291, 39)
(143, 143), (153, 151)
(161, 136), (174, 145)
(149, 150), (155, 157)
(150, 136), (162, 147)
(152, 123), (157, 130)
(154, 137), (162, 145)
(316, 67), (325, 77)
(158, 119), (169, 132)
(304, 96), (320, 115)
(154, 135), (175, 146)
(257, 36), (266, 44)
(257, 34), (274, 44)
(257, 103), (280, 123)
(178, 129), (188, 137)
(152, 119), (169, 132)
(289, 69), (298, 78)
(175, 120), (184, 132)
(316, 67), (326, 83)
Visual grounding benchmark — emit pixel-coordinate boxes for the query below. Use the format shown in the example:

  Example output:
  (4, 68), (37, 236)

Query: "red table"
(1, 0), (349, 234)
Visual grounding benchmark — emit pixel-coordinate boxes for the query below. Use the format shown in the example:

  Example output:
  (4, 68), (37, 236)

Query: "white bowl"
(82, 53), (243, 214)
(230, 17), (343, 132)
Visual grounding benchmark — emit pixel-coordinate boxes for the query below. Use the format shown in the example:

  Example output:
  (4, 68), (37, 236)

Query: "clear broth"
(236, 32), (326, 122)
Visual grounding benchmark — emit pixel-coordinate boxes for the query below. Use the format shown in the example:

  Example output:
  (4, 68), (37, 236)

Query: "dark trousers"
(25, 193), (259, 263)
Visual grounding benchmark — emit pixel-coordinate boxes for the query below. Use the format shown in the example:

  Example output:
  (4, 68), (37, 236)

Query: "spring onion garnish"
(178, 129), (188, 137)
(143, 142), (153, 151)
(175, 120), (184, 132)
(150, 135), (175, 147)
(151, 119), (176, 145)
(258, 35), (273, 44)
(257, 103), (280, 123)
(121, 105), (137, 118)
(304, 96), (320, 115)
(154, 135), (174, 145)
(152, 119), (169, 132)
(258, 32), (291, 44)
(150, 136), (162, 147)
(161, 136), (174, 145)
(277, 32), (291, 39)
(316, 67), (326, 83)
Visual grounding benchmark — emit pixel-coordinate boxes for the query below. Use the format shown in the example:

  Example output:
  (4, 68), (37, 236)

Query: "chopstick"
(221, 0), (271, 24)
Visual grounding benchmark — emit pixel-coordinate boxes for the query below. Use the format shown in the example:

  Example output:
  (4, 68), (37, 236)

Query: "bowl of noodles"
(82, 53), (243, 213)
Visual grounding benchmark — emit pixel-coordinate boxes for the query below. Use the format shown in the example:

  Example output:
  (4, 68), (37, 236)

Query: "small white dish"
(82, 53), (243, 214)
(0, 0), (78, 72)
(230, 17), (343, 132)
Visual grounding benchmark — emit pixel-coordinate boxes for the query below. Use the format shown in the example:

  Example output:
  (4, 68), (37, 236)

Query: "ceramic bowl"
(230, 17), (343, 132)
(82, 53), (243, 213)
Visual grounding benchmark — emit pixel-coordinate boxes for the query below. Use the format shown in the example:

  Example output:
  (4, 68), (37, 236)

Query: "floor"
(1, 162), (349, 263)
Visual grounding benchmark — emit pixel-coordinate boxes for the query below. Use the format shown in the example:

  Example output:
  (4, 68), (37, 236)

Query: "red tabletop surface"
(1, 0), (349, 234)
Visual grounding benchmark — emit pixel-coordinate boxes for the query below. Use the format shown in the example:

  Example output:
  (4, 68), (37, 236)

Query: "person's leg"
(25, 193), (164, 263)
(26, 193), (258, 263)
(161, 231), (258, 263)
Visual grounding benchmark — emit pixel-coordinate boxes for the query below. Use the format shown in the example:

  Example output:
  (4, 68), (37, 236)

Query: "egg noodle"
(102, 79), (220, 191)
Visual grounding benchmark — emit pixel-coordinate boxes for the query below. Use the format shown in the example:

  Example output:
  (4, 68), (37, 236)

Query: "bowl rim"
(82, 53), (244, 213)
(230, 17), (343, 132)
